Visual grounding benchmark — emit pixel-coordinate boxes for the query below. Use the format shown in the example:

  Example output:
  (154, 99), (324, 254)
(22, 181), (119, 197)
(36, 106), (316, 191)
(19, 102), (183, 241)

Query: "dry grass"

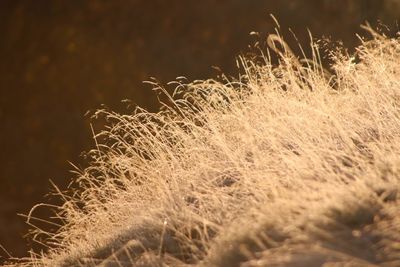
(7, 26), (400, 266)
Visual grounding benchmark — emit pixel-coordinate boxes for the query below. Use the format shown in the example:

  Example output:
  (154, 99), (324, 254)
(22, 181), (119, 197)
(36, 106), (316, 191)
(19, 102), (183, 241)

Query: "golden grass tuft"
(8, 26), (400, 266)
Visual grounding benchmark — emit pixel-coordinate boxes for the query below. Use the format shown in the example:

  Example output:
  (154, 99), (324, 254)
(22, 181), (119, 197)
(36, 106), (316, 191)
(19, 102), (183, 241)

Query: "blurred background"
(0, 0), (399, 261)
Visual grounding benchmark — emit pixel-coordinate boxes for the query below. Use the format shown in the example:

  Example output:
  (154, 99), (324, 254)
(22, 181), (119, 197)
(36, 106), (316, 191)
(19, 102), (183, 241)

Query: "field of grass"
(7, 26), (400, 266)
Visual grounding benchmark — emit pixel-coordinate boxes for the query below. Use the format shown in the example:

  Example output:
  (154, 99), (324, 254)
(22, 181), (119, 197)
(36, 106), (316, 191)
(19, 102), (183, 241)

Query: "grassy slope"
(11, 28), (400, 266)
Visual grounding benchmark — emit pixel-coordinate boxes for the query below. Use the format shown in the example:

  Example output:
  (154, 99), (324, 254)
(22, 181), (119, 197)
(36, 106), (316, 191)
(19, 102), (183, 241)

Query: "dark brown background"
(0, 0), (399, 261)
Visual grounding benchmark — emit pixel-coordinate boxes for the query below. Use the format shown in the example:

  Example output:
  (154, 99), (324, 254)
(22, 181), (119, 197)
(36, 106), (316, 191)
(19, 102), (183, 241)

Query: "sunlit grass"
(9, 26), (400, 266)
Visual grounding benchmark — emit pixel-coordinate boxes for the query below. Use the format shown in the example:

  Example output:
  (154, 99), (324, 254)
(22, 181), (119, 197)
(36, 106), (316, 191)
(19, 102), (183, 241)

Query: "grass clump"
(8, 26), (400, 266)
